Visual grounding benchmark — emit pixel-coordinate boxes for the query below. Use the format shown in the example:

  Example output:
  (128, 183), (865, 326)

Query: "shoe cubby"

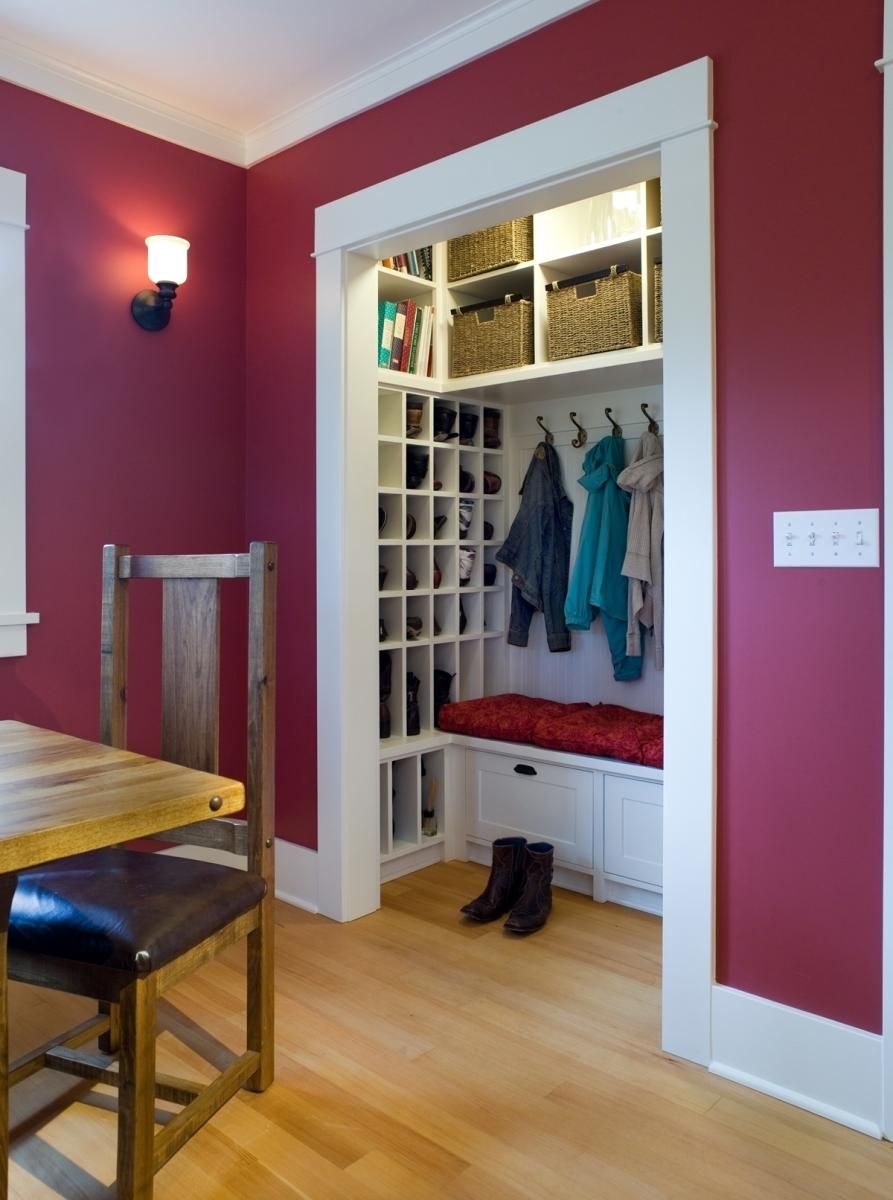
(434, 544), (457, 591)
(458, 638), (484, 700)
(378, 491), (403, 542)
(406, 544), (430, 591)
(432, 399), (460, 445)
(420, 751), (445, 839)
(379, 441), (403, 490)
(405, 444), (431, 491)
(458, 404), (483, 449)
(458, 497), (478, 541)
(405, 392), (430, 441)
(459, 591), (482, 637)
(405, 493), (430, 541)
(406, 593), (430, 644)
(433, 594), (457, 640)
(378, 388), (404, 438)
(406, 644), (433, 734)
(434, 496), (457, 541)
(482, 453), (503, 494)
(484, 590), (505, 636)
(458, 451), (479, 495)
(433, 445), (458, 494)
(484, 636), (509, 695)
(458, 543), (481, 590)
(482, 497), (504, 543)
(378, 545), (403, 596)
(380, 762), (392, 855)
(379, 596), (403, 649)
(392, 755), (421, 852)
(379, 647), (404, 743)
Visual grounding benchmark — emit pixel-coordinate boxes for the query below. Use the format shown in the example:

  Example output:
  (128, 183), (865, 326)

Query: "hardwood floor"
(7, 861), (893, 1197)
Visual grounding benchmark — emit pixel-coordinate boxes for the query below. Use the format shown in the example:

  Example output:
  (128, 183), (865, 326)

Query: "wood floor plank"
(3, 861), (892, 1199)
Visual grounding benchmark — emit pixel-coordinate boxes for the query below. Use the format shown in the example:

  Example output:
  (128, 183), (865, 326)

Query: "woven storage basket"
(448, 217), (533, 281)
(546, 265), (642, 360)
(653, 261), (663, 341)
(450, 295), (534, 377)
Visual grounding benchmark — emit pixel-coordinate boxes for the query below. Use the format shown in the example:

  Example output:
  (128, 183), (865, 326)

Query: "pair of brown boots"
(460, 838), (553, 933)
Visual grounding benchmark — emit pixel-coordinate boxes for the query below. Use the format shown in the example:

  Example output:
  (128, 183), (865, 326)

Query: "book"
(399, 300), (418, 373)
(389, 301), (408, 371)
(379, 300), (397, 368)
(407, 303), (423, 374)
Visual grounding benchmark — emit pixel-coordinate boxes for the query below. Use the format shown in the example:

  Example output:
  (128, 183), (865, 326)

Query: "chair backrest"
(99, 544), (276, 885)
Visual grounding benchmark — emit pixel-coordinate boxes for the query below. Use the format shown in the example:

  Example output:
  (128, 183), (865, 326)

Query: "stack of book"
(378, 300), (435, 375)
(380, 247), (432, 280)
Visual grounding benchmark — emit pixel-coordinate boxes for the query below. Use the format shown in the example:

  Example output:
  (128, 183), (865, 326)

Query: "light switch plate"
(773, 508), (879, 567)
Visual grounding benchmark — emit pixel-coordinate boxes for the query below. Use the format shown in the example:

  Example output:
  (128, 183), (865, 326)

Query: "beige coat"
(617, 430), (663, 669)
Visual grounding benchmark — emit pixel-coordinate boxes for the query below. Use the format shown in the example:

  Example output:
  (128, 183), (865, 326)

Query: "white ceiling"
(0, 0), (594, 165)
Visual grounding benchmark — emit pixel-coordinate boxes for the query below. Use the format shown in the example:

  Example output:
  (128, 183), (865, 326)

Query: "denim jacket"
(496, 441), (573, 652)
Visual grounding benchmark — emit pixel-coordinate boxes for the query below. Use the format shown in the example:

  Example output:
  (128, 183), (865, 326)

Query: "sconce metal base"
(131, 281), (178, 331)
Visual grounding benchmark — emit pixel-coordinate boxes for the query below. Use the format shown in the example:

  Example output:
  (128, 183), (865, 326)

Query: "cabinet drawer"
(603, 775), (663, 888)
(466, 750), (594, 868)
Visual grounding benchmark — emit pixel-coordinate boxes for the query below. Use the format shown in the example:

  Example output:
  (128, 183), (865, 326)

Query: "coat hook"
(605, 407), (623, 438)
(536, 415), (554, 445)
(641, 402), (659, 434)
(569, 411), (587, 449)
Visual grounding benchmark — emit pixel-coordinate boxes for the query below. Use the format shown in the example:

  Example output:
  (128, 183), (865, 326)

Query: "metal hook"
(641, 402), (659, 434)
(536, 415), (554, 445)
(605, 407), (623, 438)
(569, 412), (587, 449)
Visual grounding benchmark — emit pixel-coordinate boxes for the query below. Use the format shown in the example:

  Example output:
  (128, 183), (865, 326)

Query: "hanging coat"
(496, 441), (573, 652)
(618, 430), (664, 669)
(564, 435), (643, 681)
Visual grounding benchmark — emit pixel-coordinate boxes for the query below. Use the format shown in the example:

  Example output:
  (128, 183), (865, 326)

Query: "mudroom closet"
(375, 179), (665, 914)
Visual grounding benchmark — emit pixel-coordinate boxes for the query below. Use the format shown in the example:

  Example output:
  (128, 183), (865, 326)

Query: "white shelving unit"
(375, 178), (664, 882)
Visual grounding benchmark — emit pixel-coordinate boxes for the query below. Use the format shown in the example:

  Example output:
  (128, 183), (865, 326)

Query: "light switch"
(773, 509), (879, 567)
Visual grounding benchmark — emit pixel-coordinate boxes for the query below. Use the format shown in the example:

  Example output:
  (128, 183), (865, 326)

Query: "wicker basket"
(653, 260), (663, 342)
(447, 218), (533, 281)
(546, 265), (642, 360)
(450, 295), (534, 377)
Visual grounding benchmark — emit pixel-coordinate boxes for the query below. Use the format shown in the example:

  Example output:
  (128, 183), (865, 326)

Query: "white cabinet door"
(466, 751), (594, 869)
(603, 775), (663, 888)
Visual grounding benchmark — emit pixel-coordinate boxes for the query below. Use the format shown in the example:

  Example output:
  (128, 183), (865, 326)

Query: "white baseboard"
(710, 985), (883, 1138)
(162, 838), (319, 914)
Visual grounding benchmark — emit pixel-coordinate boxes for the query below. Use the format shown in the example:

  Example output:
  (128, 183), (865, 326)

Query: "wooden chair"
(6, 543), (276, 1199)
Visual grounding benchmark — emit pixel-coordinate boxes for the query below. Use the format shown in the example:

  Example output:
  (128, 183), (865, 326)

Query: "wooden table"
(0, 720), (245, 1196)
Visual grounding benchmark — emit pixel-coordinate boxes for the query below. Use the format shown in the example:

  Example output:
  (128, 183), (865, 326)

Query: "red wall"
(0, 83), (248, 780)
(246, 0), (885, 1030)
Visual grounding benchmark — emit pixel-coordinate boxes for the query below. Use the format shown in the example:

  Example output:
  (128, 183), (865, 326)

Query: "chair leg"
(246, 896), (274, 1092)
(117, 976), (157, 1200)
(98, 1001), (120, 1053)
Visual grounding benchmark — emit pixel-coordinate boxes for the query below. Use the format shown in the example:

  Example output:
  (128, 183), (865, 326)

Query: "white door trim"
(0, 166), (37, 657)
(880, 0), (893, 1141)
(315, 57), (717, 1066)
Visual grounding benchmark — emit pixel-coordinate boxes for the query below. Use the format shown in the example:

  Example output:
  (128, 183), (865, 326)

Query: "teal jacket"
(564, 435), (643, 681)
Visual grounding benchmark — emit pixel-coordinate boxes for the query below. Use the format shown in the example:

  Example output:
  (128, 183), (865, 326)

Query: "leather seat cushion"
(9, 848), (267, 974)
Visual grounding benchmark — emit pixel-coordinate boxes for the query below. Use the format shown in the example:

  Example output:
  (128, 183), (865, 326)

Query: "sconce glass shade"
(146, 235), (189, 285)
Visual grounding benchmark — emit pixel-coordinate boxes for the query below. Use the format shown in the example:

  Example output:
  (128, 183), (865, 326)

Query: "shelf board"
(379, 368), (438, 392)
(378, 434), (402, 445)
(379, 729), (450, 758)
(377, 266), (436, 304)
(440, 343), (662, 403)
(539, 231), (643, 278)
(447, 261), (535, 302)
(381, 832), (445, 863)
(482, 630), (504, 640)
(379, 485), (402, 495)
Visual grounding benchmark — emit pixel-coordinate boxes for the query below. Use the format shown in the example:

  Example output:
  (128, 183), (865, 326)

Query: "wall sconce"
(131, 235), (190, 331)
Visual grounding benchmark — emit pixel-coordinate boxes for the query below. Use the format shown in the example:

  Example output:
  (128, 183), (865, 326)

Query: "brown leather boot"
(504, 842), (553, 933)
(460, 838), (527, 922)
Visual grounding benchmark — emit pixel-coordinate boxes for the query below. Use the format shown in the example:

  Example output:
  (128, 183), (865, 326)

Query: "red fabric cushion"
(437, 693), (588, 743)
(532, 703), (663, 767)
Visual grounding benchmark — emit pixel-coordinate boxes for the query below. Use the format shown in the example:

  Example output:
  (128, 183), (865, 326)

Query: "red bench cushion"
(532, 703), (663, 767)
(437, 693), (587, 743)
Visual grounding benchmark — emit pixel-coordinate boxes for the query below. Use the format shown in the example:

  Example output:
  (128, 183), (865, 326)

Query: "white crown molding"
(245, 0), (596, 165)
(0, 34), (245, 165)
(0, 1), (597, 168)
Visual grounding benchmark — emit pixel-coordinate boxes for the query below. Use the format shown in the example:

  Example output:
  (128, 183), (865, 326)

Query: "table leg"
(0, 872), (17, 1200)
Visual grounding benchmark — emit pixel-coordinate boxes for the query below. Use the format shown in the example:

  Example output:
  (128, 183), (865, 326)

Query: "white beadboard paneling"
(504, 390), (664, 714)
